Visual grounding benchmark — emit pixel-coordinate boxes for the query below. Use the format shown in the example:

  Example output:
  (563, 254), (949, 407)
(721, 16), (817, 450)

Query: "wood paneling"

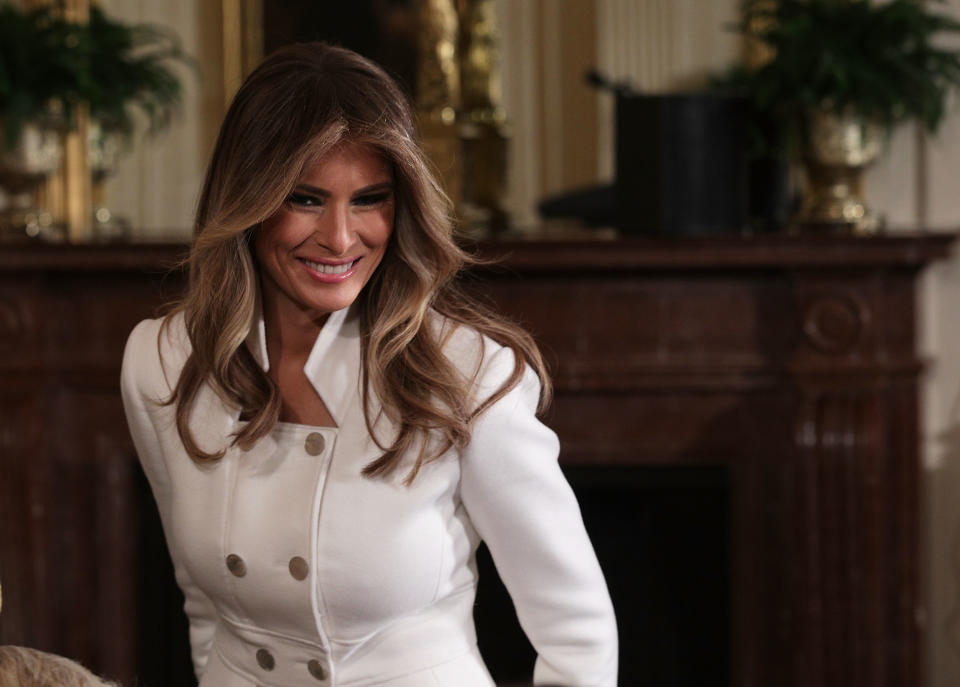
(0, 245), (188, 685)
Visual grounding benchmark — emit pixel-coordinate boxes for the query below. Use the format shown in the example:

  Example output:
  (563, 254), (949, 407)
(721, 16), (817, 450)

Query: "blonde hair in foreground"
(0, 646), (116, 687)
(164, 42), (550, 482)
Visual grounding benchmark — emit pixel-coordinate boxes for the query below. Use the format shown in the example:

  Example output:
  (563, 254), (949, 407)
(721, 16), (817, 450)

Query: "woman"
(121, 43), (617, 687)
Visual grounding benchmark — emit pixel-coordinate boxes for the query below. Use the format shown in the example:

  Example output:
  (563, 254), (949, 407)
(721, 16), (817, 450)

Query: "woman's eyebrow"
(293, 183), (329, 196)
(294, 181), (394, 196)
(352, 181), (394, 195)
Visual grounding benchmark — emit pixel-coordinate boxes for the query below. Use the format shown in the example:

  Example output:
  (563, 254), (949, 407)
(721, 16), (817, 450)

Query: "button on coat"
(288, 556), (308, 581)
(255, 649), (274, 671)
(307, 659), (326, 680)
(225, 554), (246, 577)
(304, 432), (325, 456)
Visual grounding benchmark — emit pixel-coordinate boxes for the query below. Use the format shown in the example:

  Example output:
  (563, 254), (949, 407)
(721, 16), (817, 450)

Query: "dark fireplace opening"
(475, 465), (731, 687)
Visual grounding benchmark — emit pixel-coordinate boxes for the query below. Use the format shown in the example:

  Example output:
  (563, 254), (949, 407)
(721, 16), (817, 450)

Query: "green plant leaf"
(710, 0), (960, 155)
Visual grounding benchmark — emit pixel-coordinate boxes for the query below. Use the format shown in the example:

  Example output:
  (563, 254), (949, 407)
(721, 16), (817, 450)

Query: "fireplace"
(476, 465), (731, 686)
(0, 234), (951, 687)
(468, 234), (953, 687)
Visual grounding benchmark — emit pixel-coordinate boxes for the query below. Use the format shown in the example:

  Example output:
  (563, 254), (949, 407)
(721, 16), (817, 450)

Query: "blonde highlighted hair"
(0, 646), (117, 687)
(165, 42), (549, 482)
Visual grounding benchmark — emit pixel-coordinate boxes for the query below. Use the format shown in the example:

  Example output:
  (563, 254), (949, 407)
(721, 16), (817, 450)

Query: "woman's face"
(254, 142), (395, 324)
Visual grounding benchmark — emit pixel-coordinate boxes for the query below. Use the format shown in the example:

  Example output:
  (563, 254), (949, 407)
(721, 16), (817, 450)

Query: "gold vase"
(0, 121), (65, 241)
(88, 120), (130, 241)
(795, 108), (884, 234)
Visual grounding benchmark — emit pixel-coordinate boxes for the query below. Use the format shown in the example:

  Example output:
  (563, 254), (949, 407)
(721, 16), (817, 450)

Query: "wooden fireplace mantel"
(0, 232), (954, 687)
(473, 232), (954, 687)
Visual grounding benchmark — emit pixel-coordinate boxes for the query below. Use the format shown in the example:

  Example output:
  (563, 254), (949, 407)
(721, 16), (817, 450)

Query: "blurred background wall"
(92, 1), (960, 685)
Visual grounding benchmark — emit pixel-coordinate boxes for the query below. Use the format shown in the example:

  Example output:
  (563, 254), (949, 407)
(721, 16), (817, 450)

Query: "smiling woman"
(253, 143), (396, 428)
(255, 143), (395, 328)
(119, 42), (617, 687)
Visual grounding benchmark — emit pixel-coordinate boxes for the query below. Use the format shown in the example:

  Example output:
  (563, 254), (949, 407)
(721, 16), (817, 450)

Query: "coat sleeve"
(120, 318), (219, 680)
(459, 345), (619, 687)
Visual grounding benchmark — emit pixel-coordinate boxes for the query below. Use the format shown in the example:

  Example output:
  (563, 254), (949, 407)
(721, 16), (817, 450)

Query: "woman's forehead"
(298, 142), (393, 187)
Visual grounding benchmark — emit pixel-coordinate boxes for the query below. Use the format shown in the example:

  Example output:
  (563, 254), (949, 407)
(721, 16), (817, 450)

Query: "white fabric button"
(304, 432), (325, 456)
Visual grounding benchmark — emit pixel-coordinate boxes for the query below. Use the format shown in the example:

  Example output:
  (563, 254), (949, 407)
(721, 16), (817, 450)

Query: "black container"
(615, 94), (747, 235)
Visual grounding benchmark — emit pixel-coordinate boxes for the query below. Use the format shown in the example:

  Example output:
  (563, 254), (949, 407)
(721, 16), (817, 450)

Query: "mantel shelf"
(474, 231), (957, 270)
(0, 231), (955, 272)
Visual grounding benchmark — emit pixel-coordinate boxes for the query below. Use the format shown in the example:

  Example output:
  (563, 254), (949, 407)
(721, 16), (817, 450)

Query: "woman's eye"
(353, 192), (392, 207)
(288, 193), (322, 207)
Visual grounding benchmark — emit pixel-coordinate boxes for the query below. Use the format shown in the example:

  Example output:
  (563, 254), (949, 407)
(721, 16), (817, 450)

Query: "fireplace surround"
(0, 233), (952, 686)
(470, 233), (954, 687)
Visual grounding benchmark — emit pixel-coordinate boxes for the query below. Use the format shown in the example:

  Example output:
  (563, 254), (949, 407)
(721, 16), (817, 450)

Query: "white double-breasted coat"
(120, 304), (618, 687)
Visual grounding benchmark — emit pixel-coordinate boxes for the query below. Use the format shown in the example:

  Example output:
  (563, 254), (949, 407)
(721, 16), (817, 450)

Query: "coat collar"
(244, 293), (362, 428)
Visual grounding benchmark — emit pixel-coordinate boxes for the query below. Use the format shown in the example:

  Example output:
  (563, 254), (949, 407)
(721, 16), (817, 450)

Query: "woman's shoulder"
(432, 313), (499, 370)
(429, 311), (531, 397)
(121, 311), (192, 400)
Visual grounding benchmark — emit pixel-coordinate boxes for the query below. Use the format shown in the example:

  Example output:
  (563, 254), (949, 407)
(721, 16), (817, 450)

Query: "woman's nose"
(314, 204), (353, 255)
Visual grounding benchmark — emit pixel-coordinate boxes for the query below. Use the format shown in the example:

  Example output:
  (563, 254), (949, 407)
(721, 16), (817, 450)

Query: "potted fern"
(725, 0), (960, 233)
(0, 4), (81, 238)
(77, 6), (192, 236)
(0, 4), (80, 148)
(0, 4), (191, 240)
(78, 6), (188, 139)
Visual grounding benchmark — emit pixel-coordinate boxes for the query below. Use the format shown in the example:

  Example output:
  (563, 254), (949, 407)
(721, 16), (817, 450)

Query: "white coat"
(120, 304), (618, 687)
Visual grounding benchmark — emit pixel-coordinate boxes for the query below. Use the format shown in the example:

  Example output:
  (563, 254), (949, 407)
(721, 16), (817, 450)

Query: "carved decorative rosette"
(801, 292), (868, 356)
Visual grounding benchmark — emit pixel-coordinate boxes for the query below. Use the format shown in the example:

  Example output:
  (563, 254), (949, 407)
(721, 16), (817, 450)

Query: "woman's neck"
(261, 297), (330, 366)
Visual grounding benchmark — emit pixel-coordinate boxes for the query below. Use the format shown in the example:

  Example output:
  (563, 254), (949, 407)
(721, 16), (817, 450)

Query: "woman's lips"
(299, 257), (360, 282)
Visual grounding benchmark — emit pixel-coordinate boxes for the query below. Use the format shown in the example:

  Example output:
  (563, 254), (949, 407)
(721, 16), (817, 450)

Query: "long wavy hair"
(164, 42), (550, 482)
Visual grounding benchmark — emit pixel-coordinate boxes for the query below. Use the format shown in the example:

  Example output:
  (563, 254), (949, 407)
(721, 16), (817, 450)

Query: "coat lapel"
(303, 306), (361, 428)
(244, 295), (362, 429)
(246, 289), (270, 372)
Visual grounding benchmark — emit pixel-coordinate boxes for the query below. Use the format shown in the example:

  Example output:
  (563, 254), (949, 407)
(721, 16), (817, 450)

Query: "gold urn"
(795, 108), (884, 234)
(0, 121), (64, 241)
(88, 119), (130, 240)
